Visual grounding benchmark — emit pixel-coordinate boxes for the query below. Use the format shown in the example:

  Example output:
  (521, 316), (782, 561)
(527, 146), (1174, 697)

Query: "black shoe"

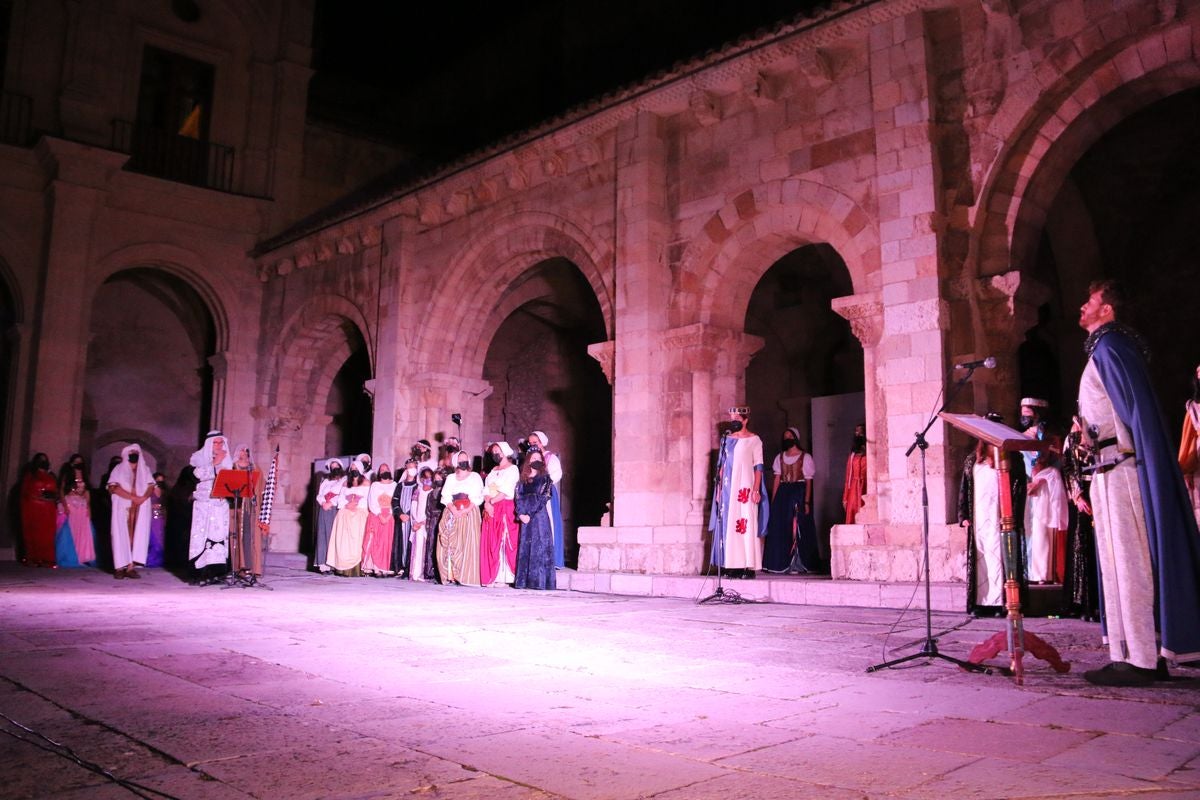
(1156, 657), (1172, 681)
(1084, 662), (1156, 687)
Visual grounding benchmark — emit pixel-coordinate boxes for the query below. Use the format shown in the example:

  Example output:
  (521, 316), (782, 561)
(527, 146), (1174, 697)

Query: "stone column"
(863, 11), (953, 581)
(27, 138), (127, 463)
(252, 405), (329, 555)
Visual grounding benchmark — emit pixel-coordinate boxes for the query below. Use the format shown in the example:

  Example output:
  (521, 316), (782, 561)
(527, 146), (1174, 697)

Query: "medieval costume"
(958, 446), (1027, 615)
(108, 444), (155, 578)
(1061, 427), (1101, 620)
(480, 443), (520, 586)
(843, 428), (867, 524)
(20, 454), (58, 566)
(55, 467), (95, 567)
(708, 409), (770, 576)
(410, 471), (437, 582)
(230, 446), (266, 577)
(147, 479), (167, 568)
(389, 463), (419, 576)
(764, 428), (819, 574)
(315, 459), (346, 573)
(1026, 453), (1069, 583)
(1079, 320), (1200, 680)
(326, 478), (369, 576)
(188, 430), (234, 576)
(438, 461), (484, 586)
(1178, 382), (1200, 528)
(362, 466), (397, 576)
(531, 430), (567, 568)
(515, 460), (556, 590)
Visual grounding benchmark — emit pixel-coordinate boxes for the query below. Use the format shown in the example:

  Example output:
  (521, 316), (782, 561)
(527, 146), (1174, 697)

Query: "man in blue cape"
(1077, 280), (1200, 686)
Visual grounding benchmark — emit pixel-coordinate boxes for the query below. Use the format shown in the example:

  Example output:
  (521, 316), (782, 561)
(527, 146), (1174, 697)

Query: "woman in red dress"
(20, 453), (59, 566)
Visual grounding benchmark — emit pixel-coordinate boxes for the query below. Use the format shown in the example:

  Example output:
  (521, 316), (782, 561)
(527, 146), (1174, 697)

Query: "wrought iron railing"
(110, 118), (235, 192)
(0, 92), (32, 147)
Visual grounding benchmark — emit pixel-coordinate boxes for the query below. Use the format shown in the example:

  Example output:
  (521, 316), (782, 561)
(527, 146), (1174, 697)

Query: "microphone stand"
(866, 365), (990, 674)
(700, 426), (748, 605)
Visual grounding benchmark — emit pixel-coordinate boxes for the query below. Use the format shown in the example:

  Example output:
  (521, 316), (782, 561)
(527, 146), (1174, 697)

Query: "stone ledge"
(556, 569), (967, 611)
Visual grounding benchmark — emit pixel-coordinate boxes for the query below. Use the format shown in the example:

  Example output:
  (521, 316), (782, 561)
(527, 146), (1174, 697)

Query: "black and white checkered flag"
(258, 445), (279, 530)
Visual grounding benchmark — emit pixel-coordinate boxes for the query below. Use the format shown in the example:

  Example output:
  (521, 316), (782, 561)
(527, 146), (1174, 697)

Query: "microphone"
(954, 356), (996, 370)
(719, 420), (744, 435)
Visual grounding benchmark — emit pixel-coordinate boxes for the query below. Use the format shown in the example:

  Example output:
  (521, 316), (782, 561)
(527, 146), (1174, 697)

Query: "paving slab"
(2, 561), (1198, 800)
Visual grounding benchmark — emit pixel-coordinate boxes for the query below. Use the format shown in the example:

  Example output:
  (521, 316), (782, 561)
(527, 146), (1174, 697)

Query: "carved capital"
(831, 292), (883, 347)
(661, 323), (764, 374)
(587, 340), (615, 386)
(978, 270), (1050, 346)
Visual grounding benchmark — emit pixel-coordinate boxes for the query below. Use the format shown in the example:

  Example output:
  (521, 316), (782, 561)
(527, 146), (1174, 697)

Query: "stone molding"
(587, 340), (614, 385)
(660, 323), (764, 374)
(831, 293), (883, 347)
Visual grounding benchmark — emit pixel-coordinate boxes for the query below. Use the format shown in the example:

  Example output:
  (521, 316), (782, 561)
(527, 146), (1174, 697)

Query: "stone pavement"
(2, 560), (1199, 800)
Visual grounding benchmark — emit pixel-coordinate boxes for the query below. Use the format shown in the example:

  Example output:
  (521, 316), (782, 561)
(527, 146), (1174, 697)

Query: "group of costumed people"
(706, 406), (867, 579)
(18, 449), (171, 576)
(958, 280), (1200, 687)
(312, 430), (564, 591)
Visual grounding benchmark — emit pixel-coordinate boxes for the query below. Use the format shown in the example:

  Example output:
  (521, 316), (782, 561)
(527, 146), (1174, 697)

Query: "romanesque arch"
(675, 179), (878, 332)
(417, 209), (614, 379)
(270, 293), (374, 420)
(964, 21), (1200, 418)
(970, 23), (1200, 276)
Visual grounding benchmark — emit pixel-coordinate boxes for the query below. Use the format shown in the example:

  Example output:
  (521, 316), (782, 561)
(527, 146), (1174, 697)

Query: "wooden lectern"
(940, 412), (1070, 684)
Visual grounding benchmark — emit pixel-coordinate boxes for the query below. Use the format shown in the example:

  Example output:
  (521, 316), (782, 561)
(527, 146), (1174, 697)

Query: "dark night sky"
(309, 0), (832, 163)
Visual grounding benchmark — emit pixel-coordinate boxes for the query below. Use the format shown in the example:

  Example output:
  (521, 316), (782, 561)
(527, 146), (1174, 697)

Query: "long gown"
(361, 480), (397, 575)
(55, 492), (96, 566)
(20, 469), (58, 565)
(480, 464), (519, 586)
(326, 486), (369, 575)
(515, 473), (556, 590)
(147, 492), (166, 567)
(763, 451), (819, 574)
(707, 434), (770, 570)
(438, 504), (482, 586)
(958, 451), (1028, 614)
(314, 475), (344, 570)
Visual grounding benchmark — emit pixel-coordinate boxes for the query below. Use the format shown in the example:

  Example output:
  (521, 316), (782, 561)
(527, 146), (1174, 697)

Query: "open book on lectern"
(939, 412), (1048, 454)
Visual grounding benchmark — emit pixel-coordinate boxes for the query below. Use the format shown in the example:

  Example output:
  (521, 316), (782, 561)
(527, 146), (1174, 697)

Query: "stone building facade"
(5, 0), (1199, 589)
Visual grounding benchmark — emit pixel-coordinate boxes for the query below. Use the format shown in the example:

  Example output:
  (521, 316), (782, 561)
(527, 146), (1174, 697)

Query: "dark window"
(136, 45), (214, 140)
(0, 0), (12, 90)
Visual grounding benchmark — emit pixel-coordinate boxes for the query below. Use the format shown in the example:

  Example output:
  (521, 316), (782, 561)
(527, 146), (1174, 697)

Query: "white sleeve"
(803, 453), (815, 480)
(771, 454), (781, 474)
(547, 453), (563, 484)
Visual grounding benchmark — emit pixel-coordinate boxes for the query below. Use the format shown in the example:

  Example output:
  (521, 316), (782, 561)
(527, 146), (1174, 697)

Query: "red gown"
(21, 469), (58, 565)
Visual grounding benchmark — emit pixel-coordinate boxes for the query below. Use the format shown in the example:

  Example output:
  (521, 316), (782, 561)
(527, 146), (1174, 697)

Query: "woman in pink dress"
(56, 465), (96, 566)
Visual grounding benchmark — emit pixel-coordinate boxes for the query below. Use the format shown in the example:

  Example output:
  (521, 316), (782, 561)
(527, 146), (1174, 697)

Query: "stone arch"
(970, 23), (1200, 275)
(269, 294), (374, 419)
(677, 180), (878, 332)
(90, 242), (235, 351)
(418, 210), (613, 378)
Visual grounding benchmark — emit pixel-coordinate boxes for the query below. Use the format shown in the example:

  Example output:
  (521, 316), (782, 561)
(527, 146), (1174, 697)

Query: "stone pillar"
(27, 138), (127, 464)
(861, 12), (954, 580)
(252, 405), (328, 555)
(577, 111), (697, 574)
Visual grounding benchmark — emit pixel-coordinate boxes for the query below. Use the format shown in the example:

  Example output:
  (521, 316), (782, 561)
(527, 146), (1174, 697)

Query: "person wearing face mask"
(20, 452), (59, 567)
(481, 441), (520, 587)
(1017, 398), (1064, 585)
(107, 444), (155, 579)
(438, 454), (484, 586)
(362, 462), (397, 576)
(842, 423), (868, 524)
(326, 469), (370, 576)
(189, 430), (234, 582)
(314, 459), (346, 574)
(410, 467), (437, 582)
(389, 458), (420, 577)
(514, 449), (556, 590)
(763, 427), (818, 574)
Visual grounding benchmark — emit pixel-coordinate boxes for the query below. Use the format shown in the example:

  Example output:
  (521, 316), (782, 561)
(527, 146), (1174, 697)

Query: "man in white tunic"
(1077, 280), (1200, 686)
(107, 443), (155, 579)
(189, 430), (233, 580)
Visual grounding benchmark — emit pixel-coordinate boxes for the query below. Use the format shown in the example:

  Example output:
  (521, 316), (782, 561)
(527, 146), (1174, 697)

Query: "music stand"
(212, 468), (264, 588)
(942, 413), (1069, 682)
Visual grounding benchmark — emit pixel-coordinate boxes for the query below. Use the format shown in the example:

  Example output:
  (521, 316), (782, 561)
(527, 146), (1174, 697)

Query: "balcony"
(0, 92), (33, 147)
(110, 118), (235, 193)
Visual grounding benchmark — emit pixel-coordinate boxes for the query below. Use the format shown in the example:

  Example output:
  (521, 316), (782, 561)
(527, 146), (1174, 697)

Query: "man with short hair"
(1076, 280), (1200, 685)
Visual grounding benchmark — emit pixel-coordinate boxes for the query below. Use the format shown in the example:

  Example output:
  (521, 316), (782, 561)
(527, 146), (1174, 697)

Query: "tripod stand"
(867, 368), (989, 674)
(211, 467), (271, 590)
(700, 427), (749, 605)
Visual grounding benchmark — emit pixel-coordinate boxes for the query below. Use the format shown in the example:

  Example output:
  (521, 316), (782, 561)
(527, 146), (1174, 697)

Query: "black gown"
(514, 473), (556, 590)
